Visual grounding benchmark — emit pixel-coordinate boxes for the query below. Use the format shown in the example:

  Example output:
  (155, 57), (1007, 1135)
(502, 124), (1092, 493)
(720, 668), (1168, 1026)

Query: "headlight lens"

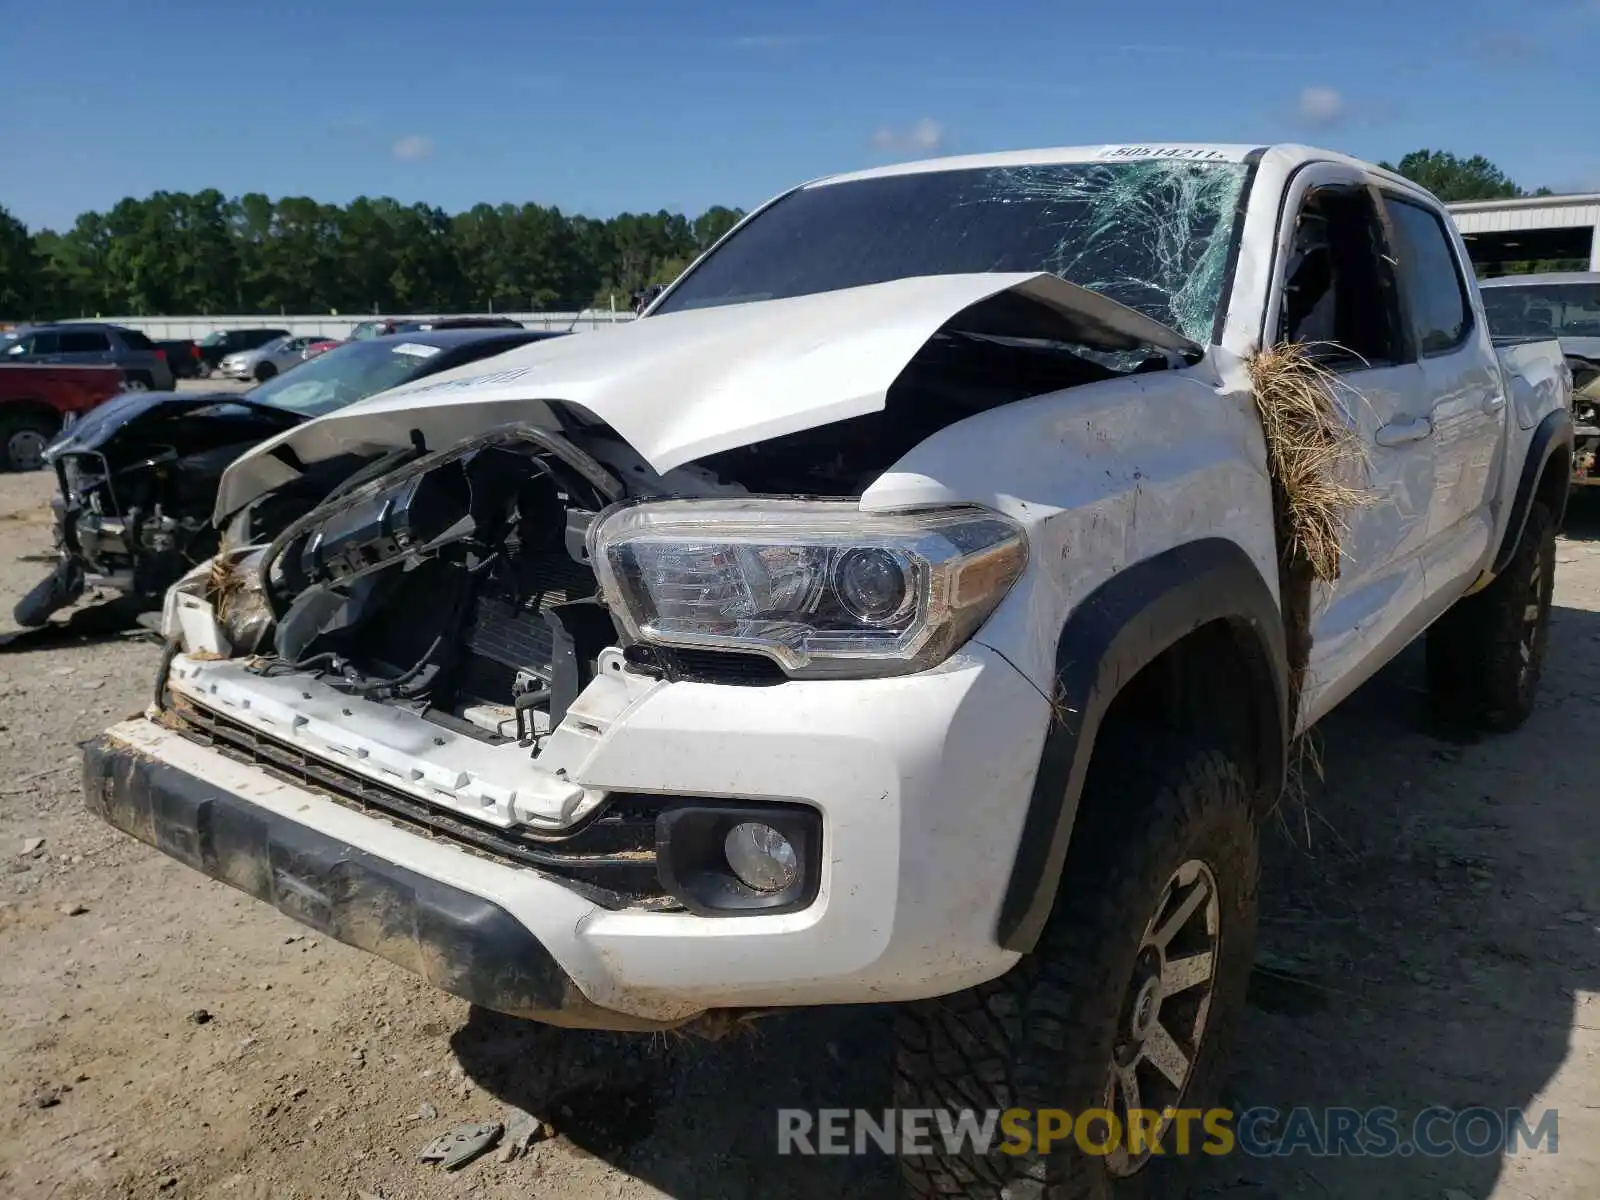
(589, 500), (1027, 678)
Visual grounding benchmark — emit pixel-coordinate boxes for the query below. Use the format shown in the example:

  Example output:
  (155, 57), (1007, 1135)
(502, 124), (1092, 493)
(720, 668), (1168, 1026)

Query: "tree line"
(0, 194), (745, 320)
(0, 148), (1561, 322)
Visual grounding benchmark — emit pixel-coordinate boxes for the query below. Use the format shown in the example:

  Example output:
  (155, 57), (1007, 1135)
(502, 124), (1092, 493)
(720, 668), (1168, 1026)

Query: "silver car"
(217, 335), (322, 382)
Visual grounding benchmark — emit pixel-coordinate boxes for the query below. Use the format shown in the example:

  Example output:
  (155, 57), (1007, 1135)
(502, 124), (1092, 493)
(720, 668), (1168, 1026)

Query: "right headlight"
(589, 499), (1027, 679)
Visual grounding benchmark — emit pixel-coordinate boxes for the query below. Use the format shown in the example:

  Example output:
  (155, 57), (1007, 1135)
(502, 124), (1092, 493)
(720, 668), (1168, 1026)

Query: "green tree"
(42, 211), (119, 316)
(1379, 150), (1525, 202)
(692, 205), (744, 251)
(0, 205), (39, 318)
(16, 189), (752, 319)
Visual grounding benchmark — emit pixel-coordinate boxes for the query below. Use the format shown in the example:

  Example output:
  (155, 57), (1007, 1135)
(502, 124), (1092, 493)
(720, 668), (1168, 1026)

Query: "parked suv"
(4, 323), (175, 390)
(195, 328), (291, 373)
(86, 143), (1573, 1198)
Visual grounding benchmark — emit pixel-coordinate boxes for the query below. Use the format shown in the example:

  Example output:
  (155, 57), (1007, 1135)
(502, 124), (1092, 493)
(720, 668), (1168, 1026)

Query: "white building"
(1447, 193), (1600, 275)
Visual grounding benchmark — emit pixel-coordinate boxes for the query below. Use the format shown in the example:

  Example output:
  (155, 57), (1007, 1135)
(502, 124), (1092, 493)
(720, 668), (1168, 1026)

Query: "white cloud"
(1296, 86), (1348, 128)
(392, 135), (435, 162)
(871, 118), (946, 155)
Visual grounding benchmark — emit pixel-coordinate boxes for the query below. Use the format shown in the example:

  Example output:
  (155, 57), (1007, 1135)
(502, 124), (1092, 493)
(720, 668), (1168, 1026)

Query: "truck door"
(1261, 165), (1432, 729)
(1376, 191), (1504, 595)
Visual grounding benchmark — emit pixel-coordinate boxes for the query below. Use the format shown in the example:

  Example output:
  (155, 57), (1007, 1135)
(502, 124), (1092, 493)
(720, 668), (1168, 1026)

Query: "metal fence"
(54, 311), (637, 340)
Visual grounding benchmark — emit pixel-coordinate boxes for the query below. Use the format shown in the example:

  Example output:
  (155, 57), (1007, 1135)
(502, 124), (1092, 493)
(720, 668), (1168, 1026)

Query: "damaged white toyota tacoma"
(83, 144), (1572, 1197)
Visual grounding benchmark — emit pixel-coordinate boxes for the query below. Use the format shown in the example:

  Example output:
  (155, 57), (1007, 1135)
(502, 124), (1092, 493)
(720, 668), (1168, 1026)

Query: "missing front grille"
(166, 695), (673, 911)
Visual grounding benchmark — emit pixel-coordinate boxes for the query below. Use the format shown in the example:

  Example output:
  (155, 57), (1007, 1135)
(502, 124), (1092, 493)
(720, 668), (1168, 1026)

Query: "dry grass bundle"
(205, 554), (246, 620)
(1246, 342), (1373, 583)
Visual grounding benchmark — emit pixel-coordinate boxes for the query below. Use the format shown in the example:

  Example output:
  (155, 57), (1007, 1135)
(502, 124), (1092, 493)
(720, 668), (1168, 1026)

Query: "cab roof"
(811, 142), (1422, 197)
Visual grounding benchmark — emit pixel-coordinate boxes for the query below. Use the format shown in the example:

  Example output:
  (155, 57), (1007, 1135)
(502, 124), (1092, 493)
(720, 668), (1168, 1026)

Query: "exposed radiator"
(463, 552), (596, 682)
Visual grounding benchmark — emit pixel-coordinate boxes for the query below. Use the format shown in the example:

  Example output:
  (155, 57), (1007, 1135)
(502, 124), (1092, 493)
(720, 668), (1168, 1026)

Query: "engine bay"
(243, 426), (626, 751)
(47, 397), (304, 595)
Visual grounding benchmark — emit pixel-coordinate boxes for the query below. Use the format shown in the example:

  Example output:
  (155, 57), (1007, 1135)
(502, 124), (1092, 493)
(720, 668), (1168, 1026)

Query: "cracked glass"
(654, 160), (1252, 345)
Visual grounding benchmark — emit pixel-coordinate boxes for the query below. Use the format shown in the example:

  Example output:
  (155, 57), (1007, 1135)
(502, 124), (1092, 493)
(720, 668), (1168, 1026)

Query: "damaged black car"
(15, 327), (564, 628)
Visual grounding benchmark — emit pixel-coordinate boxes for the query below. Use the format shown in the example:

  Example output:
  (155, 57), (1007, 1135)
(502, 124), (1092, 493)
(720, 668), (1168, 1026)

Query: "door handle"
(1375, 416), (1433, 447)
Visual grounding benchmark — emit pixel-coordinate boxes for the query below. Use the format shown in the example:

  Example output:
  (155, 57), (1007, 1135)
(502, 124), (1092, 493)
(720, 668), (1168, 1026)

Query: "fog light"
(723, 822), (799, 892)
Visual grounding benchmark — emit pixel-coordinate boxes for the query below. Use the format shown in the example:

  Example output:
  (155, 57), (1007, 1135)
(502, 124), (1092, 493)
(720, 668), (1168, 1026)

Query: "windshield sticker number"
(391, 342), (441, 358)
(1097, 146), (1236, 162)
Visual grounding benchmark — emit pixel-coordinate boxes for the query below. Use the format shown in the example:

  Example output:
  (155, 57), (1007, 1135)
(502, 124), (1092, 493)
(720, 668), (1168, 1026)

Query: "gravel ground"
(1, 456), (1599, 1200)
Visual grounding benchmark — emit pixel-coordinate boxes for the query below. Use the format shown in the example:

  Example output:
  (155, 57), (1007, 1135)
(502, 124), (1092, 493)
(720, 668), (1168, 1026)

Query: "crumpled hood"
(46, 389), (300, 459)
(214, 272), (1200, 519)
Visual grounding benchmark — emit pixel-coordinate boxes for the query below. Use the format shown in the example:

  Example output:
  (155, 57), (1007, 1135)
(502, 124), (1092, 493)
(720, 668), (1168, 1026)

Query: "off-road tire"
(254, 362), (277, 382)
(0, 411), (60, 471)
(894, 736), (1260, 1200)
(1426, 500), (1556, 732)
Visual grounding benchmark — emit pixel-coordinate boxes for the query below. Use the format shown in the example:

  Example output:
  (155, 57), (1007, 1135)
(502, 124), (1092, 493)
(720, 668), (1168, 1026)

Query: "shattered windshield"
(246, 338), (439, 417)
(652, 159), (1252, 344)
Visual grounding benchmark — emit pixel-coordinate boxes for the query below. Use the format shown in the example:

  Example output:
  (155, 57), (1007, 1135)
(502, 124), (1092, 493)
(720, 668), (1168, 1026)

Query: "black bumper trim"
(81, 734), (682, 1031)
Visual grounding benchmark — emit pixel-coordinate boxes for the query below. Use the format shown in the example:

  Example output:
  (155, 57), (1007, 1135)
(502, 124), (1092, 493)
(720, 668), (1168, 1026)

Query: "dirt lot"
(2, 458), (1599, 1200)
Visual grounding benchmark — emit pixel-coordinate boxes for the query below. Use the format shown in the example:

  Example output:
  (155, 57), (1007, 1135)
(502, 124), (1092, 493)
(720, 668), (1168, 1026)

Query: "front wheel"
(254, 362), (277, 382)
(0, 411), (61, 471)
(1427, 500), (1556, 732)
(894, 737), (1259, 1200)
(14, 558), (85, 626)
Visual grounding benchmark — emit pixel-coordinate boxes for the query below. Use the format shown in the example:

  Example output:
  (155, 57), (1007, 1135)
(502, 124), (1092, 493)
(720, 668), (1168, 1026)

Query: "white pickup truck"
(84, 143), (1572, 1197)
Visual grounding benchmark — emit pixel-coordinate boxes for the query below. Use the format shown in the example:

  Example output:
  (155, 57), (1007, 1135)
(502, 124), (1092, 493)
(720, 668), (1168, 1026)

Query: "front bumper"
(85, 643), (1048, 1025)
(82, 732), (643, 1027)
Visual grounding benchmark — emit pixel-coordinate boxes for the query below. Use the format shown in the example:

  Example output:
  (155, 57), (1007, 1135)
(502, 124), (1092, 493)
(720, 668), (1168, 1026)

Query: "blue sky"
(3, 0), (1597, 231)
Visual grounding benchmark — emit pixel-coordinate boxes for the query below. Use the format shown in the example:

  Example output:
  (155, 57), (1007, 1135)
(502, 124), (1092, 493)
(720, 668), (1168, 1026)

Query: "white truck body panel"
(85, 141), (1573, 1026)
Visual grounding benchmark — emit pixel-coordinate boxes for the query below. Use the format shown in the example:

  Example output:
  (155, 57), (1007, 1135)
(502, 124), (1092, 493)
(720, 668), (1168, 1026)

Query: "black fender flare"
(995, 538), (1289, 953)
(1492, 408), (1574, 577)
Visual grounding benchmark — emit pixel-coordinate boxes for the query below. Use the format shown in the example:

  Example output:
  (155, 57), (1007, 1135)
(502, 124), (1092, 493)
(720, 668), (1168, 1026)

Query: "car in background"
(631, 283), (666, 314)
(3, 323), (176, 391)
(1480, 272), (1600, 484)
(0, 364), (132, 470)
(156, 339), (207, 379)
(16, 327), (569, 627)
(1480, 271), (1600, 358)
(217, 335), (324, 382)
(347, 315), (525, 340)
(195, 327), (291, 373)
(301, 339), (342, 360)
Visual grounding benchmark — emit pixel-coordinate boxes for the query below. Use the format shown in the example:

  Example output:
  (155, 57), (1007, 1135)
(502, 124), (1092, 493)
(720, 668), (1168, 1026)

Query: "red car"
(301, 339), (343, 360)
(0, 364), (133, 471)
